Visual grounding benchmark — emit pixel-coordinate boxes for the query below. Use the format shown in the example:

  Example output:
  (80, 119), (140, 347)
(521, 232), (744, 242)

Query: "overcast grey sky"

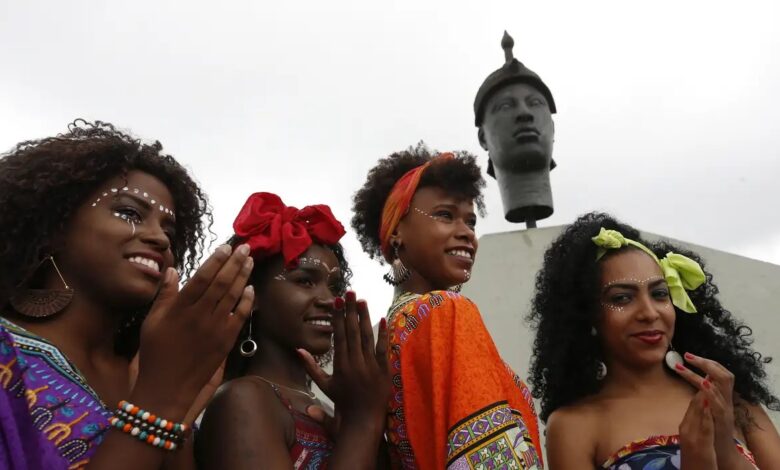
(2, 0), (778, 322)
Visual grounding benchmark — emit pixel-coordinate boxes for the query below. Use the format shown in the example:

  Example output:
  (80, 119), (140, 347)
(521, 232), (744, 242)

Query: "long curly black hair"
(0, 119), (212, 357)
(223, 236), (353, 381)
(527, 212), (779, 423)
(351, 142), (486, 262)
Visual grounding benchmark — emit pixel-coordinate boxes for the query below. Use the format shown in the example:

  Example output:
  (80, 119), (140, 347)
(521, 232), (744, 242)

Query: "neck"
(245, 337), (310, 388)
(396, 269), (442, 296)
(493, 168), (553, 225)
(600, 360), (682, 395)
(6, 291), (125, 365)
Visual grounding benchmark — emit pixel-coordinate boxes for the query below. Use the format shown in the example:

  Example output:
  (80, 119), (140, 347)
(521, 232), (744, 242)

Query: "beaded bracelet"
(113, 409), (182, 443)
(110, 400), (189, 451)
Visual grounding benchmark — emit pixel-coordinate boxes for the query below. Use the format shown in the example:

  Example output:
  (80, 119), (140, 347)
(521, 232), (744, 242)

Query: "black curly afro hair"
(0, 119), (212, 357)
(352, 142), (486, 262)
(527, 212), (779, 423)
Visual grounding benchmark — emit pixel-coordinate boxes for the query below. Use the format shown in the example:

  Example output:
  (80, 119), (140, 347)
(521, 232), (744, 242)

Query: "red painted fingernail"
(380, 318), (387, 328)
(345, 290), (356, 302)
(684, 352), (695, 360)
(675, 363), (686, 371)
(703, 399), (709, 408)
(702, 379), (711, 389)
(333, 297), (345, 310)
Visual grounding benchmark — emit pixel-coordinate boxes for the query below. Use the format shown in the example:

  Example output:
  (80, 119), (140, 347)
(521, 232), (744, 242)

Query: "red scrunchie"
(233, 192), (346, 267)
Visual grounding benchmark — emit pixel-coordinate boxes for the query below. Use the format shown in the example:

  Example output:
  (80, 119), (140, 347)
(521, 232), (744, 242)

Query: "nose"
(515, 103), (534, 123)
(139, 221), (171, 252)
(635, 292), (661, 322)
(313, 284), (337, 309)
(454, 219), (476, 244)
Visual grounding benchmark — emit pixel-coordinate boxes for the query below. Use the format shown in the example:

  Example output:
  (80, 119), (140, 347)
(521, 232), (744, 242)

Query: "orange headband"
(379, 152), (455, 260)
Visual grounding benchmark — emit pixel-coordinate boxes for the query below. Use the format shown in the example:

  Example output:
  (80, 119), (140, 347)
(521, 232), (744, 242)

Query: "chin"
(303, 338), (333, 357)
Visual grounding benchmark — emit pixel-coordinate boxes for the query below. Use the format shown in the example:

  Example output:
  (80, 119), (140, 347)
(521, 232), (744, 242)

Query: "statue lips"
(512, 127), (540, 144)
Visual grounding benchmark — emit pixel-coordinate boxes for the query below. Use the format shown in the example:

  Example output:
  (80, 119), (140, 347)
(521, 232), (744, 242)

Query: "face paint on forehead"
(602, 276), (665, 290)
(90, 186), (176, 220)
(273, 257), (342, 282)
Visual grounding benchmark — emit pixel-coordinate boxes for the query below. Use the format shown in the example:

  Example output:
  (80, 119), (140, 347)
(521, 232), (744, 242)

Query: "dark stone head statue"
(474, 31), (557, 226)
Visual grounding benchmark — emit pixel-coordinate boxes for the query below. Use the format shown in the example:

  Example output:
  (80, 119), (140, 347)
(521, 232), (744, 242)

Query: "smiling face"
(597, 249), (676, 369)
(58, 170), (177, 310)
(252, 244), (341, 356)
(479, 82), (554, 174)
(394, 186), (478, 292)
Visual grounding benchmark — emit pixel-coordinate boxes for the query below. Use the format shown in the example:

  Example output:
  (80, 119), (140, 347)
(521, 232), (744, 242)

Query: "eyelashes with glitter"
(91, 187), (175, 219)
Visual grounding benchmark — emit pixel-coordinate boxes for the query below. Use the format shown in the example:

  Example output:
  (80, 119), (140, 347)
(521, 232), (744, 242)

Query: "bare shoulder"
(545, 402), (599, 469)
(740, 402), (780, 469)
(196, 377), (293, 469)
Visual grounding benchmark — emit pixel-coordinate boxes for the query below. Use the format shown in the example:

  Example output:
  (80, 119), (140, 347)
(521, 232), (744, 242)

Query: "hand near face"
(299, 290), (391, 432)
(131, 244), (254, 420)
(674, 352), (747, 468)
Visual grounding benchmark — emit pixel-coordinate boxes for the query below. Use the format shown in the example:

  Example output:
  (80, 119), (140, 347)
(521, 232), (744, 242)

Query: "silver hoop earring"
(596, 361), (607, 380)
(664, 343), (683, 370)
(383, 243), (411, 286)
(239, 312), (258, 357)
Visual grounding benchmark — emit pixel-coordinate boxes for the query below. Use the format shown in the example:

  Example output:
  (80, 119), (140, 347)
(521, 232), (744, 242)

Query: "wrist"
(128, 382), (191, 423)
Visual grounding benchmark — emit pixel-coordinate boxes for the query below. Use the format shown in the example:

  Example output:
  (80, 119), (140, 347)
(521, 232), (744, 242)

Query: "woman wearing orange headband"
(352, 144), (543, 470)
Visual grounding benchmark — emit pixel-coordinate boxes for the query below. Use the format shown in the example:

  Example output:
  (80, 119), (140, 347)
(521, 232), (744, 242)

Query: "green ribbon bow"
(592, 228), (705, 313)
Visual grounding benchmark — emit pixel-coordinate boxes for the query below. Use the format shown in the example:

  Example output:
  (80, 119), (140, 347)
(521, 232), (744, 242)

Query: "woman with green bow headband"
(527, 212), (780, 470)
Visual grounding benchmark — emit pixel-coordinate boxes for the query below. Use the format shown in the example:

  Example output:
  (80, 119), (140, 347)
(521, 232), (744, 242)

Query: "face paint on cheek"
(113, 212), (136, 236)
(601, 303), (625, 312)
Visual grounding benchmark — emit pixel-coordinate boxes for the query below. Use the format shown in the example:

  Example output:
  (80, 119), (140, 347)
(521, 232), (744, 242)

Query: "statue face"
(479, 82), (554, 174)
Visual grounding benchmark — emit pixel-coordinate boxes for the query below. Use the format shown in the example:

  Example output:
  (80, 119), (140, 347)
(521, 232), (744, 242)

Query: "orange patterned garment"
(385, 291), (543, 470)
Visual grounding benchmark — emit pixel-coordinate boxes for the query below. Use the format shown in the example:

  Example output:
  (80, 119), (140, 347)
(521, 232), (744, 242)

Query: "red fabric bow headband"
(233, 192), (346, 267)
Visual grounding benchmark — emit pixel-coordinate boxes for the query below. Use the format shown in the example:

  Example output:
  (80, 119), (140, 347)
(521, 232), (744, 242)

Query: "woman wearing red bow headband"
(351, 144), (543, 470)
(196, 192), (391, 469)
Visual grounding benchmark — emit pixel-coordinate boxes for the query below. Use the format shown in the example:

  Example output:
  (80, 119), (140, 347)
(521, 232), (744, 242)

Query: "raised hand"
(679, 391), (717, 470)
(131, 244), (255, 421)
(299, 290), (391, 432)
(674, 352), (752, 469)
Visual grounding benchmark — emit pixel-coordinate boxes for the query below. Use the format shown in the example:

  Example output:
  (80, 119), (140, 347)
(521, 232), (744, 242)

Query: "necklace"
(253, 376), (317, 399)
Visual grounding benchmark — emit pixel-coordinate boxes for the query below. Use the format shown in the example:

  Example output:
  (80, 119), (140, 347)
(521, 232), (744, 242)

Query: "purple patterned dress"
(0, 317), (112, 469)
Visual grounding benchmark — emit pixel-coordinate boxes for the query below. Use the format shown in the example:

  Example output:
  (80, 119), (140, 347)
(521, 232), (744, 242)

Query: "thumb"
(297, 348), (331, 395)
(150, 268), (180, 314)
(306, 405), (338, 438)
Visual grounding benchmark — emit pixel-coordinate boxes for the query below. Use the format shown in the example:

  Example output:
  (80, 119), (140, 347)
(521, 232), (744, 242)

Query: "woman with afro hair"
(0, 120), (254, 470)
(528, 212), (780, 469)
(352, 143), (543, 470)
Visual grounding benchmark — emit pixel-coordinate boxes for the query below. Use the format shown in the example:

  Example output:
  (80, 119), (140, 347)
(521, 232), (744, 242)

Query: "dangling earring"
(9, 256), (74, 318)
(450, 269), (471, 293)
(383, 243), (411, 286)
(239, 312), (258, 357)
(664, 343), (683, 370)
(596, 361), (607, 380)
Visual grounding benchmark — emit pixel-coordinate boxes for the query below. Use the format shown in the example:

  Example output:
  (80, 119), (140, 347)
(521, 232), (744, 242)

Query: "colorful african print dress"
(0, 317), (112, 469)
(266, 381), (333, 469)
(601, 434), (757, 469)
(385, 291), (543, 470)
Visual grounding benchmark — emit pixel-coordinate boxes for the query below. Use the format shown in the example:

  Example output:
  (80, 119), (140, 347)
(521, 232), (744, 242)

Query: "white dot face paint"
(90, 187), (175, 221)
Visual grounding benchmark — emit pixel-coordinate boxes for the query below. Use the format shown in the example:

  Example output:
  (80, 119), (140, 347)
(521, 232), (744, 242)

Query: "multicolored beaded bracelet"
(110, 400), (189, 451)
(113, 409), (182, 443)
